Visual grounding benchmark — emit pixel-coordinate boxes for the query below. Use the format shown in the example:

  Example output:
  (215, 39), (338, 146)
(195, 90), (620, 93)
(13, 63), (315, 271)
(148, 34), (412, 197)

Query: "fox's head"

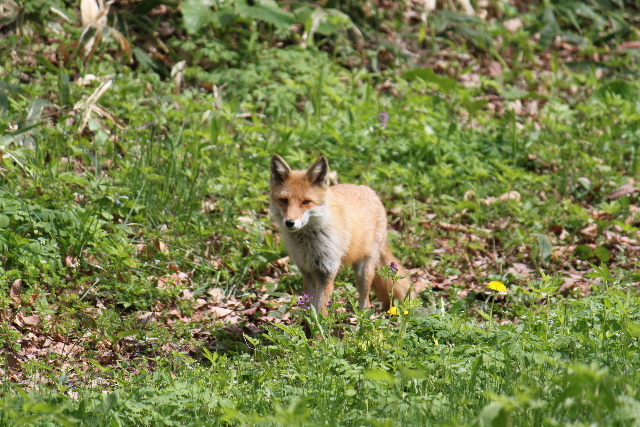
(270, 154), (329, 232)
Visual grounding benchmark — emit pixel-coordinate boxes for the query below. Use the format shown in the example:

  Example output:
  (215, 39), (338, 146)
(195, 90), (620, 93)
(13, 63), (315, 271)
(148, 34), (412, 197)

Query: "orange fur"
(270, 154), (411, 314)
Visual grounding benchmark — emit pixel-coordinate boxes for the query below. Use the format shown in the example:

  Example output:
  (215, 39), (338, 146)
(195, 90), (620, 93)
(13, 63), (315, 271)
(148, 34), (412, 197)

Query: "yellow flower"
(388, 306), (399, 315)
(487, 281), (507, 292)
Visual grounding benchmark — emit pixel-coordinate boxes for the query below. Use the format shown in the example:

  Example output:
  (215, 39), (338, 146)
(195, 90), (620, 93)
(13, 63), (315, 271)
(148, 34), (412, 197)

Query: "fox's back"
(329, 184), (386, 216)
(327, 184), (388, 265)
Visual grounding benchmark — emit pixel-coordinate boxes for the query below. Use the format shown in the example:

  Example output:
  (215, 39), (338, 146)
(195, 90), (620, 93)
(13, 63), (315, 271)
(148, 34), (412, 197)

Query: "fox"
(269, 154), (411, 315)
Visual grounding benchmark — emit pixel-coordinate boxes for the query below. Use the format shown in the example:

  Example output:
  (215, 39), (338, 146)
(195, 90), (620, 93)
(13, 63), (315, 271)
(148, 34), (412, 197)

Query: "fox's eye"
(279, 198), (288, 205)
(302, 200), (313, 205)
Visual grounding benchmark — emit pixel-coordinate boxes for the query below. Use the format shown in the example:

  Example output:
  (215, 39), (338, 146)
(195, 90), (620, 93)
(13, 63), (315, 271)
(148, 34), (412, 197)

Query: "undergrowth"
(2, 0), (640, 426)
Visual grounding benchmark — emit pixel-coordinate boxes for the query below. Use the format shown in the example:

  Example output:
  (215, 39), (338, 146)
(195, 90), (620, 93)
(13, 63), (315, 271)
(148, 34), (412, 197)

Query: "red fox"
(269, 154), (411, 314)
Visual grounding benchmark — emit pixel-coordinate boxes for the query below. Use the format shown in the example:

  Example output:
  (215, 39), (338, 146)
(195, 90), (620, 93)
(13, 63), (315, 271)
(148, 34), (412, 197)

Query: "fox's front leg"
(301, 269), (335, 315)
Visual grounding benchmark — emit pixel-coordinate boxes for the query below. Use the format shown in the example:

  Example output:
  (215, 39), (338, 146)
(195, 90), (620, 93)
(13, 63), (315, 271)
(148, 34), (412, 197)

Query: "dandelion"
(388, 305), (399, 315)
(379, 112), (389, 129)
(487, 281), (507, 292)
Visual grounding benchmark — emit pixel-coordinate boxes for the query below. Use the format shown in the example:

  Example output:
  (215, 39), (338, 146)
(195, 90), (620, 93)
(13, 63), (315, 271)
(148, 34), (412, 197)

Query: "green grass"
(3, 1), (640, 426)
(3, 283), (640, 426)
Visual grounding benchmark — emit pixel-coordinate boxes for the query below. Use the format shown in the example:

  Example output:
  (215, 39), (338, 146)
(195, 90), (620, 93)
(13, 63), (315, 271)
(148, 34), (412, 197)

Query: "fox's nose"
(285, 219), (295, 229)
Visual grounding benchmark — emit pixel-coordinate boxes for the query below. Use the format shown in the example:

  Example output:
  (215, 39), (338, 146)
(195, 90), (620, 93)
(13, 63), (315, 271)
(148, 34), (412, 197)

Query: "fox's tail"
(371, 244), (413, 309)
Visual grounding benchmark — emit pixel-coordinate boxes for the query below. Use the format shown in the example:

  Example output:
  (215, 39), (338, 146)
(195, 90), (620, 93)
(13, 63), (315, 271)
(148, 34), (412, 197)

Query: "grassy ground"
(2, 1), (640, 426)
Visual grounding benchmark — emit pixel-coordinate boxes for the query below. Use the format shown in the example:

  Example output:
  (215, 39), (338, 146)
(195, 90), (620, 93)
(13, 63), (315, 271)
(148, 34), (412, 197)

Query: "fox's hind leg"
(353, 258), (377, 311)
(371, 244), (412, 310)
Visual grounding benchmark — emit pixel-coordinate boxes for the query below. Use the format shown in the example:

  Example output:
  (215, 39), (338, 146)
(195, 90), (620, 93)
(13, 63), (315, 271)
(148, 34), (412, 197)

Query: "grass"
(2, 0), (640, 426)
(3, 283), (640, 426)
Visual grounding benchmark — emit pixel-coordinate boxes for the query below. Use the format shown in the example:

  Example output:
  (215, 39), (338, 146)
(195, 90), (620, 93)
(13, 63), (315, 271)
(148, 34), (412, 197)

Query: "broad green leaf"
(475, 308), (491, 321)
(627, 322), (640, 339)
(502, 87), (529, 101)
(462, 97), (489, 115)
(0, 91), (8, 112)
(236, 0), (294, 29)
(574, 244), (594, 260)
(592, 79), (640, 102)
(402, 68), (457, 93)
(594, 246), (611, 263)
(182, 0), (215, 34)
(478, 401), (509, 427)
(58, 71), (70, 106)
(365, 368), (395, 385)
(537, 234), (553, 263)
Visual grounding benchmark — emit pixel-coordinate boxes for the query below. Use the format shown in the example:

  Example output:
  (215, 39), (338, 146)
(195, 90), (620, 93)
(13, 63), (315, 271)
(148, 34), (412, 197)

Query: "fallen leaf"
(194, 298), (209, 310)
(10, 279), (22, 301)
(154, 239), (169, 253)
(503, 17), (523, 33)
(499, 191), (521, 202)
(180, 289), (194, 300)
(209, 307), (233, 318)
(20, 314), (40, 327)
(207, 288), (225, 302)
(618, 41), (640, 50)
(7, 353), (20, 370)
(136, 311), (157, 326)
(65, 254), (78, 267)
(508, 263), (533, 278)
(488, 61), (502, 77)
(610, 184), (638, 200)
(580, 223), (599, 238)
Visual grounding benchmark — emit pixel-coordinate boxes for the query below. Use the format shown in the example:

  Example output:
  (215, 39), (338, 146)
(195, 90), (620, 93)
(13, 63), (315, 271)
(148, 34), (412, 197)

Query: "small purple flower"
(379, 112), (389, 129)
(297, 293), (312, 309)
(390, 262), (398, 272)
(328, 298), (334, 307)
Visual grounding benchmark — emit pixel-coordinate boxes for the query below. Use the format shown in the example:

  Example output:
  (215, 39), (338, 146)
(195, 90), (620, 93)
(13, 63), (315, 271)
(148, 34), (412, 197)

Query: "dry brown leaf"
(195, 299), (209, 310)
(508, 263), (534, 278)
(81, 0), (104, 27)
(499, 191), (521, 202)
(7, 353), (20, 370)
(209, 307), (233, 318)
(580, 223), (599, 238)
(20, 314), (40, 327)
(488, 61), (503, 77)
(154, 239), (169, 253)
(207, 288), (225, 302)
(591, 210), (613, 220)
(437, 222), (469, 232)
(618, 41), (640, 50)
(65, 255), (78, 267)
(10, 279), (22, 301)
(241, 307), (259, 316)
(503, 18), (523, 33)
(136, 311), (157, 326)
(610, 184), (638, 200)
(180, 289), (194, 300)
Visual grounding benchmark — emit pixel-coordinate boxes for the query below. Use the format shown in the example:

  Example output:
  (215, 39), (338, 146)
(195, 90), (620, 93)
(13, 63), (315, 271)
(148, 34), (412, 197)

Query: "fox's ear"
(271, 155), (291, 183)
(306, 155), (329, 187)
